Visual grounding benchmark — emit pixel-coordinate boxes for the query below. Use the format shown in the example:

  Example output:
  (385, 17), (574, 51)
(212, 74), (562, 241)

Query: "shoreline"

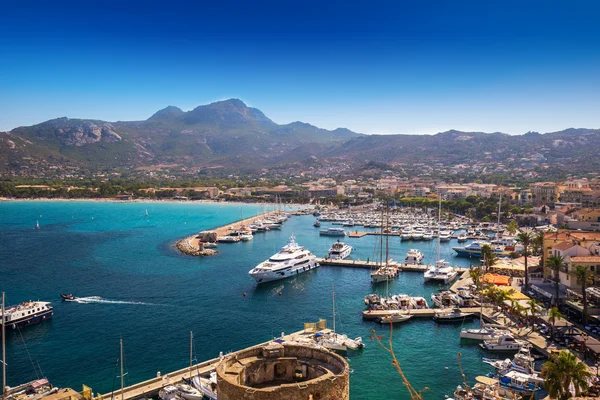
(175, 211), (280, 256)
(0, 197), (308, 207)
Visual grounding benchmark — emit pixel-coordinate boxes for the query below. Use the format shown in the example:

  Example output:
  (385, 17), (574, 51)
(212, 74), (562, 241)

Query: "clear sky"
(1, 0), (599, 134)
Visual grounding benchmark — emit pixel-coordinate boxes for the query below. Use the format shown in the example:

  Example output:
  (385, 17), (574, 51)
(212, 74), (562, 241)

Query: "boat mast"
(497, 192), (502, 237)
(437, 195), (442, 263)
(189, 331), (193, 378)
(332, 283), (336, 334)
(385, 206), (390, 298)
(120, 339), (124, 400)
(2, 292), (6, 396)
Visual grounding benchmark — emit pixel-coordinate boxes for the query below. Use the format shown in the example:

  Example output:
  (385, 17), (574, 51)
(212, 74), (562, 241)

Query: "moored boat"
(433, 308), (474, 323)
(0, 300), (54, 330)
(327, 240), (352, 260)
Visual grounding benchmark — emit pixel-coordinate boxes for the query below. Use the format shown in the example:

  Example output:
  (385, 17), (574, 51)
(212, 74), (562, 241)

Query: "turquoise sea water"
(0, 202), (497, 399)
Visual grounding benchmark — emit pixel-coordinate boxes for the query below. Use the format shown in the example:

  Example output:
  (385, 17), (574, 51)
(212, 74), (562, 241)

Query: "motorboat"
(496, 370), (541, 394)
(377, 313), (412, 324)
(327, 240), (352, 260)
(433, 308), (474, 323)
(460, 324), (506, 341)
(319, 227), (346, 237)
(483, 346), (539, 376)
(313, 220), (321, 228)
(480, 334), (527, 351)
(248, 235), (319, 283)
(400, 228), (413, 240)
(315, 331), (364, 352)
(423, 260), (458, 284)
(457, 232), (468, 242)
(422, 231), (434, 241)
(192, 373), (217, 400)
(439, 230), (452, 241)
(431, 290), (460, 308)
(60, 294), (77, 301)
(403, 249), (424, 265)
(159, 385), (179, 400)
(452, 241), (502, 258)
(217, 235), (240, 243)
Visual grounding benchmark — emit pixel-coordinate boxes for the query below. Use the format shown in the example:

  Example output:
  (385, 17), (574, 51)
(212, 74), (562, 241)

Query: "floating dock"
(362, 306), (492, 320)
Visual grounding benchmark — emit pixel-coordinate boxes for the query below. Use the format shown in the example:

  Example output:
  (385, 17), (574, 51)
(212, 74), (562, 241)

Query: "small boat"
(35, 220), (40, 230)
(433, 308), (474, 323)
(460, 325), (505, 341)
(313, 220), (321, 228)
(327, 240), (352, 260)
(192, 373), (217, 400)
(175, 383), (204, 400)
(495, 370), (541, 394)
(319, 227), (346, 237)
(457, 232), (468, 242)
(145, 209), (149, 217)
(480, 334), (527, 351)
(377, 314), (412, 324)
(60, 294), (77, 301)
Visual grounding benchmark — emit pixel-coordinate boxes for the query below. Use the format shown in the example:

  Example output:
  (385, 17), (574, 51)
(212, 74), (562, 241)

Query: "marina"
(0, 201), (559, 399)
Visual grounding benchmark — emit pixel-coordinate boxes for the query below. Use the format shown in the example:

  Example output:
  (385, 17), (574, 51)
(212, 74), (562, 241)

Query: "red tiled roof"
(569, 256), (600, 263)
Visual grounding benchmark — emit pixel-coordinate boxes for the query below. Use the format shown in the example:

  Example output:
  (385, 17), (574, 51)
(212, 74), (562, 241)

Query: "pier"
(317, 258), (468, 274)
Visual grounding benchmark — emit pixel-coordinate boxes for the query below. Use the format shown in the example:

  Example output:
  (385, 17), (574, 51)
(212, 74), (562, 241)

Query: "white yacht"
(480, 334), (527, 351)
(460, 325), (506, 341)
(423, 260), (458, 284)
(327, 240), (352, 260)
(457, 232), (468, 242)
(453, 241), (502, 258)
(319, 227), (346, 237)
(411, 228), (424, 241)
(438, 230), (452, 241)
(249, 235), (319, 283)
(422, 231), (434, 241)
(403, 249), (424, 265)
(400, 228), (413, 240)
(192, 372), (217, 400)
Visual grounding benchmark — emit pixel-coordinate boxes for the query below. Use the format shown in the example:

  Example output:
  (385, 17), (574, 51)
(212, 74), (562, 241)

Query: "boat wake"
(72, 296), (158, 306)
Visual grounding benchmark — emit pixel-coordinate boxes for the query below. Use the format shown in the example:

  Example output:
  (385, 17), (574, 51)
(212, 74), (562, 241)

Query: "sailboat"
(1, 292), (58, 400)
(145, 209), (148, 217)
(423, 196), (458, 284)
(370, 208), (397, 284)
(316, 284), (364, 352)
(160, 332), (203, 400)
(35, 220), (40, 230)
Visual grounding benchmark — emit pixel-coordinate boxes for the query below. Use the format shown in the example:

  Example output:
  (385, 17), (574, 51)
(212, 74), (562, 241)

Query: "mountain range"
(1, 99), (599, 178)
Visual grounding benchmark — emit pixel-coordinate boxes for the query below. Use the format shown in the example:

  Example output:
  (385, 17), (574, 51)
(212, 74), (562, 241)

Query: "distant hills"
(1, 99), (599, 179)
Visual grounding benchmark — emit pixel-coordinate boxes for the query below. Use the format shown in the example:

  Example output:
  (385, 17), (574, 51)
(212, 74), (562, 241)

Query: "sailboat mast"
(189, 331), (193, 378)
(120, 339), (124, 400)
(2, 292), (6, 396)
(497, 192), (502, 236)
(437, 195), (442, 262)
(332, 284), (336, 333)
(385, 207), (390, 298)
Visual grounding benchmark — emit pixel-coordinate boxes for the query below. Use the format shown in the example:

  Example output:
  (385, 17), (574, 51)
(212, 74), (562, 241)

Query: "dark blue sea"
(0, 201), (497, 399)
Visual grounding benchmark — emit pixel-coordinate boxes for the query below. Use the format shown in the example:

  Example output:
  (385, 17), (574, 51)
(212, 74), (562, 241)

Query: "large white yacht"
(423, 260), (458, 284)
(403, 249), (424, 265)
(249, 235), (319, 283)
(327, 240), (352, 260)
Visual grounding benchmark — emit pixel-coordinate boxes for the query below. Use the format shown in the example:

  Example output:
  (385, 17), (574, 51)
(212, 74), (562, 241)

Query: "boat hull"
(1, 308), (54, 330)
(250, 262), (319, 283)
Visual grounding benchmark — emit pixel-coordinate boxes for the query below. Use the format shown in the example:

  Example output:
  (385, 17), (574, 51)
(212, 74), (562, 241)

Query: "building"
(216, 343), (349, 400)
(531, 182), (562, 206)
(545, 233), (600, 291)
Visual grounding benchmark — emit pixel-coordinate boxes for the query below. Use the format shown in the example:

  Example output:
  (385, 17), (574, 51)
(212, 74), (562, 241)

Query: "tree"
(481, 244), (499, 271)
(573, 265), (595, 326)
(517, 230), (534, 291)
(546, 255), (564, 307)
(548, 306), (564, 341)
(506, 220), (518, 234)
(542, 350), (592, 400)
(532, 231), (545, 256)
(469, 266), (484, 290)
(525, 298), (540, 331)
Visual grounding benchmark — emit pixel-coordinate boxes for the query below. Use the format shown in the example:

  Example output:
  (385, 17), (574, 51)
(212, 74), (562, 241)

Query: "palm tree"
(517, 230), (534, 291)
(527, 298), (540, 331)
(546, 255), (564, 307)
(469, 266), (484, 290)
(481, 244), (499, 271)
(573, 265), (595, 326)
(548, 306), (564, 341)
(532, 231), (544, 256)
(542, 350), (592, 400)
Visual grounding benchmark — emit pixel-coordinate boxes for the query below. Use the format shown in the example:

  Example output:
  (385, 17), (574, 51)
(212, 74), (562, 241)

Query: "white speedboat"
(453, 241), (502, 257)
(316, 332), (364, 352)
(319, 227), (346, 237)
(175, 384), (204, 400)
(422, 231), (434, 241)
(377, 313), (412, 324)
(400, 228), (413, 240)
(457, 232), (468, 242)
(433, 308), (474, 323)
(159, 385), (179, 400)
(423, 260), (458, 284)
(460, 325), (505, 341)
(248, 235), (319, 283)
(327, 240), (352, 260)
(439, 230), (452, 241)
(192, 373), (217, 400)
(480, 334), (527, 351)
(404, 249), (424, 265)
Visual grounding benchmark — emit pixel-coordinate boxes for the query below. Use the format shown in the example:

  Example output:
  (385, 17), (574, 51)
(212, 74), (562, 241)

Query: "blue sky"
(1, 0), (599, 134)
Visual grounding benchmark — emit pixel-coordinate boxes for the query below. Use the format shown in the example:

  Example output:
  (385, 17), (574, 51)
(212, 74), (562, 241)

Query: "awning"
(483, 273), (510, 286)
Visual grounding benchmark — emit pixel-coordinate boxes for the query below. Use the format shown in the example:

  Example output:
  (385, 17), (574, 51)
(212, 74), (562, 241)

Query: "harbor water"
(1, 201), (497, 399)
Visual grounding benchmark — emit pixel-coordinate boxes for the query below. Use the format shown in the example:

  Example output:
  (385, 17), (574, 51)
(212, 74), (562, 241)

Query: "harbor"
(0, 201), (586, 400)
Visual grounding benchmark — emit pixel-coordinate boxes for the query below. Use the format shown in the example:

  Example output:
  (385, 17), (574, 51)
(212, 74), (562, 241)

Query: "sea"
(0, 201), (501, 399)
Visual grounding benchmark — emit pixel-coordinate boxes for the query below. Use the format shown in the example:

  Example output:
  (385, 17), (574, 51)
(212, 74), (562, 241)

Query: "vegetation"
(542, 350), (592, 400)
(573, 265), (595, 326)
(548, 306), (564, 340)
(546, 255), (564, 307)
(517, 230), (534, 290)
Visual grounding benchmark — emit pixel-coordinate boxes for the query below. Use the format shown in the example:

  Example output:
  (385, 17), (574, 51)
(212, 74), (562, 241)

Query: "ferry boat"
(452, 241), (502, 258)
(423, 260), (458, 284)
(403, 249), (424, 265)
(248, 235), (319, 283)
(327, 240), (352, 260)
(319, 227), (346, 237)
(1, 300), (54, 330)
